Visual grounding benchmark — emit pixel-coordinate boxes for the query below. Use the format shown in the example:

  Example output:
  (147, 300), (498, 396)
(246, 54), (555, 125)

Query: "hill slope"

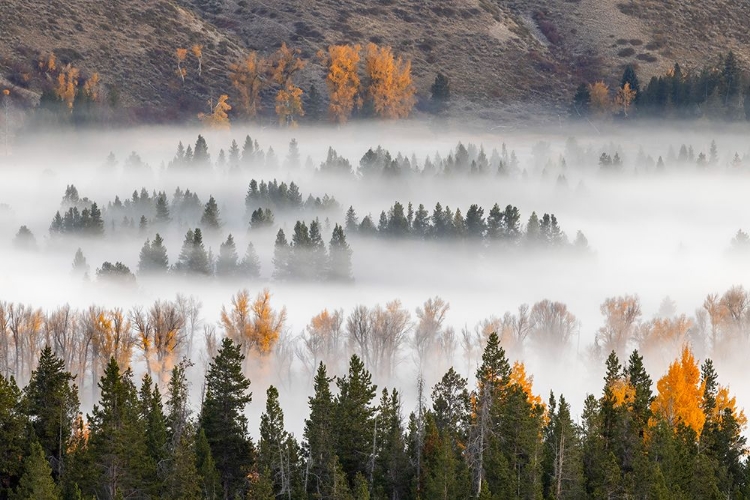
(1, 0), (749, 124)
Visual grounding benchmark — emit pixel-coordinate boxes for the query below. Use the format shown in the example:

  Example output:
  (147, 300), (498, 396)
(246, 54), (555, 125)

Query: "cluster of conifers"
(0, 329), (746, 499)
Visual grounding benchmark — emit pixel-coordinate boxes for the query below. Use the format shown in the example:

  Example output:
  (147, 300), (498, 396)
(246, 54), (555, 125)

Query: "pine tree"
(0, 374), (26, 493)
(239, 242), (261, 278)
(542, 393), (585, 499)
(309, 219), (329, 281)
(241, 135), (254, 167)
(430, 73), (450, 113)
(139, 374), (167, 496)
(328, 224), (353, 282)
(22, 346), (79, 479)
(193, 135), (210, 167)
(199, 338), (254, 499)
(201, 195), (222, 231)
(228, 140), (240, 169)
(334, 355), (377, 486)
(304, 363), (337, 498)
(86, 358), (150, 499)
(345, 206), (359, 234)
(154, 193), (171, 224)
(273, 229), (291, 281)
(216, 234), (240, 277)
(12, 441), (59, 500)
(71, 248), (89, 277)
(196, 428), (221, 500)
(259, 386), (300, 498)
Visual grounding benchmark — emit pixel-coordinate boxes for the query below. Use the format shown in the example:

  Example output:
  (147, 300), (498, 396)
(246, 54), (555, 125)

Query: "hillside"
(1, 0), (749, 124)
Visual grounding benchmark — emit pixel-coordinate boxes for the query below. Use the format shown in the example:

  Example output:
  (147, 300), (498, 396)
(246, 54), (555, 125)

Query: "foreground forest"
(0, 330), (747, 499)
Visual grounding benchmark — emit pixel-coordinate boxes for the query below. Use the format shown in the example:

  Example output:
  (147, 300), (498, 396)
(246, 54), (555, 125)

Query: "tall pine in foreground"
(199, 338), (254, 499)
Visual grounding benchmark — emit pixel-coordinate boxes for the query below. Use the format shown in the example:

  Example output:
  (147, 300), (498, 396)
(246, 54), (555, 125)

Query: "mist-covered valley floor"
(3, 122), (750, 423)
(2, 121), (750, 498)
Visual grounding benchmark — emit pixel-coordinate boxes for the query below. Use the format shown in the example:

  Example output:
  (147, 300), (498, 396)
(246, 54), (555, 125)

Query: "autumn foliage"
(650, 345), (706, 435)
(319, 44), (362, 123)
(228, 51), (268, 118)
(363, 43), (416, 119)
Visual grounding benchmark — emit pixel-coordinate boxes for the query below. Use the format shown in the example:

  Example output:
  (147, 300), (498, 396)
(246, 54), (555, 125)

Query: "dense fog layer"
(2, 121), (750, 436)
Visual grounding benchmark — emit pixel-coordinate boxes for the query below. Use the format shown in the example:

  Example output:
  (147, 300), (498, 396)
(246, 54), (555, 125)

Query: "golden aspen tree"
(131, 301), (186, 387)
(228, 51), (268, 117)
(637, 315), (692, 361)
(650, 345), (705, 435)
(615, 82), (636, 116)
(55, 65), (79, 110)
(588, 81), (611, 118)
(608, 378), (636, 408)
(713, 385), (748, 428)
(176, 47), (188, 82)
(38, 53), (56, 74)
(83, 73), (101, 102)
(199, 94), (231, 129)
(318, 44), (362, 123)
(364, 43), (416, 119)
(90, 308), (134, 373)
(191, 44), (203, 76)
(275, 82), (304, 126)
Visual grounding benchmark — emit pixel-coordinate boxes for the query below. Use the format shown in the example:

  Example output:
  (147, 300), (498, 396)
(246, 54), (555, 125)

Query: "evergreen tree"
(193, 135), (210, 167)
(430, 73), (450, 113)
(22, 346), (79, 479)
(272, 229), (291, 281)
(12, 441), (59, 500)
(542, 393), (585, 499)
(345, 206), (359, 234)
(154, 193), (171, 224)
(201, 195), (222, 231)
(284, 139), (301, 170)
(86, 358), (150, 499)
(216, 234), (240, 277)
(334, 355), (377, 487)
(196, 427), (221, 500)
(241, 135), (254, 166)
(373, 389), (412, 499)
(138, 374), (167, 496)
(239, 242), (261, 279)
(0, 374), (26, 494)
(306, 84), (323, 123)
(199, 338), (254, 499)
(304, 363), (337, 498)
(412, 204), (430, 239)
(328, 224), (353, 282)
(620, 65), (641, 101)
(71, 248), (89, 277)
(228, 140), (240, 169)
(259, 386), (301, 498)
(309, 219), (329, 280)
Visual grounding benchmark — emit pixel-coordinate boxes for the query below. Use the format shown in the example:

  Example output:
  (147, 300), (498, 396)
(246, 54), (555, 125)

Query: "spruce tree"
(304, 363), (337, 498)
(12, 441), (59, 500)
(199, 338), (253, 499)
(154, 193), (171, 224)
(193, 135), (210, 167)
(71, 248), (89, 277)
(0, 374), (26, 493)
(334, 355), (377, 486)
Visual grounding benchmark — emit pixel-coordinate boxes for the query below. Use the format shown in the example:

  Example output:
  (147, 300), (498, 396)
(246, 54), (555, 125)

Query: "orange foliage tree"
(191, 44), (203, 76)
(55, 65), (80, 110)
(199, 94), (231, 129)
(275, 83), (304, 127)
(175, 48), (188, 83)
(588, 81), (611, 118)
(319, 44), (362, 123)
(221, 289), (287, 364)
(650, 345), (706, 435)
(229, 51), (269, 118)
(509, 361), (544, 409)
(615, 82), (636, 117)
(363, 43), (416, 119)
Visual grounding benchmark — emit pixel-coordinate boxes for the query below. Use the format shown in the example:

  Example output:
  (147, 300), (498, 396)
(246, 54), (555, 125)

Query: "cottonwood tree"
(529, 299), (578, 356)
(412, 296), (450, 372)
(363, 43), (416, 119)
(595, 295), (642, 358)
(220, 289), (287, 370)
(319, 44), (362, 123)
(229, 51), (268, 118)
(175, 48), (188, 83)
(131, 300), (186, 387)
(297, 309), (345, 376)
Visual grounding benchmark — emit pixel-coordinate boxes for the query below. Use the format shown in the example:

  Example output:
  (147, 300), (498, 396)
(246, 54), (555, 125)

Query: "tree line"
(0, 330), (746, 499)
(343, 201), (588, 251)
(573, 52), (750, 121)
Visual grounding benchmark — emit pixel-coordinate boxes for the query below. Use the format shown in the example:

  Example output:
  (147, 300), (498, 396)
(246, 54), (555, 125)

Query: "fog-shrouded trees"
(138, 233), (169, 274)
(220, 289), (287, 371)
(131, 300), (186, 387)
(272, 220), (354, 282)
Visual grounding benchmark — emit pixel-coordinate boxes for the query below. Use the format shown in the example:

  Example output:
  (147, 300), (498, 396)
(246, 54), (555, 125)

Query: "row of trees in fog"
(4, 284), (750, 395)
(344, 201), (588, 250)
(0, 329), (746, 499)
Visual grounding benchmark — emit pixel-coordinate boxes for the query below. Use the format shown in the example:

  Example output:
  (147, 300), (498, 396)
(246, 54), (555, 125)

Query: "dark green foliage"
(430, 73), (450, 113)
(199, 338), (253, 499)
(0, 374), (26, 493)
(334, 355), (377, 487)
(12, 441), (59, 500)
(193, 135), (210, 167)
(328, 224), (353, 282)
(22, 347), (79, 479)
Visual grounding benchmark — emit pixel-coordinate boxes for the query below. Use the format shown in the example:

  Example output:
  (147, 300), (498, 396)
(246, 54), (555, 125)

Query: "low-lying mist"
(2, 121), (750, 437)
